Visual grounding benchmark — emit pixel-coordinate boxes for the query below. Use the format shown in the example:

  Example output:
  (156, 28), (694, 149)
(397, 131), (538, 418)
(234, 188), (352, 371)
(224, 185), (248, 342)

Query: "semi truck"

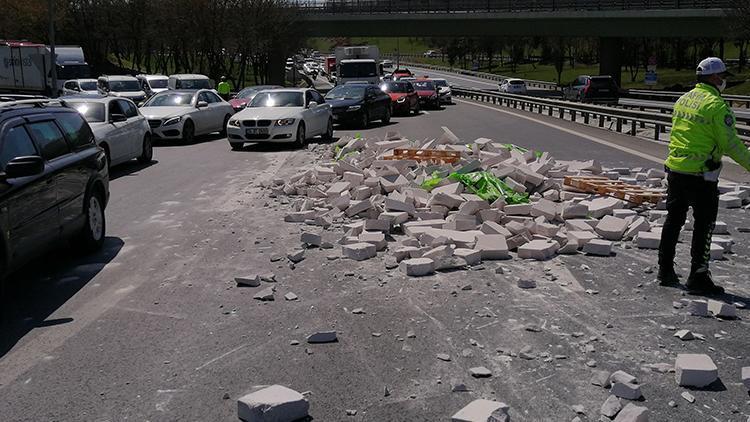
(334, 46), (382, 85)
(0, 40), (90, 96)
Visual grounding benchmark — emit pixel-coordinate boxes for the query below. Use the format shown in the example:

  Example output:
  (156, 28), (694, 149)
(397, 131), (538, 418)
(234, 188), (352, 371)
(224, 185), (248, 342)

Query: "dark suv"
(0, 100), (109, 280)
(563, 75), (620, 104)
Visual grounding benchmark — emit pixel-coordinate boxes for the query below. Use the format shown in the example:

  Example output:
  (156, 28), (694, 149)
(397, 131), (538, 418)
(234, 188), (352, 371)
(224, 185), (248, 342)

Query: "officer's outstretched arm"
(713, 103), (750, 172)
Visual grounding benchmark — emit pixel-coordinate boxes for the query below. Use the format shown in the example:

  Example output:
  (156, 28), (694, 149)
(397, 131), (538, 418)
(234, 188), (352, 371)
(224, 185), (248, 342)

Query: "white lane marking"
(410, 67), (499, 88)
(454, 98), (664, 164)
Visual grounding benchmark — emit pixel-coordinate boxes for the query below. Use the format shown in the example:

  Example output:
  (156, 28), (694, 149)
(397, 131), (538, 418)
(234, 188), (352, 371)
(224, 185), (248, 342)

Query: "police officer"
(658, 57), (750, 294)
(217, 76), (231, 101)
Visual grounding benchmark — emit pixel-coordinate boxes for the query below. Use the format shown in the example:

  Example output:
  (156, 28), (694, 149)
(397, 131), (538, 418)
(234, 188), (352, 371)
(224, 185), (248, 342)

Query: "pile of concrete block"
(270, 129), (718, 276)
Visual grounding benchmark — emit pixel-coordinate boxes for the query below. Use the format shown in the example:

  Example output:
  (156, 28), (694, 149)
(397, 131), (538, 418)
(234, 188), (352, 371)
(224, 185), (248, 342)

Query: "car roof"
(591, 75), (613, 79)
(257, 88), (308, 93)
(156, 89), (200, 95)
(0, 100), (80, 122)
(142, 74), (168, 80)
(70, 78), (97, 83)
(101, 75), (137, 81)
(61, 95), (113, 103)
(170, 74), (209, 79)
(506, 78), (525, 82)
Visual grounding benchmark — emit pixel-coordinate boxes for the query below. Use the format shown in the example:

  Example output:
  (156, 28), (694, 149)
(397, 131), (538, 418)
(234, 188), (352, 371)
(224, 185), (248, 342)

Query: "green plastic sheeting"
(421, 171), (529, 205)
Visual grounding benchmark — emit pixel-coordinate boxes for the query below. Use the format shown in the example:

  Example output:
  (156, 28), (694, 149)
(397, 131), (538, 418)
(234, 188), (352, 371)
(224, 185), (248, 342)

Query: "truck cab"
(335, 46), (382, 86)
(97, 75), (148, 104)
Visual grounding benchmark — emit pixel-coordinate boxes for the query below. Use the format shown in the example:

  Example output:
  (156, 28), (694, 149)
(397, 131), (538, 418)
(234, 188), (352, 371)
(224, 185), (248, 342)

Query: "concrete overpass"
(294, 0), (736, 84)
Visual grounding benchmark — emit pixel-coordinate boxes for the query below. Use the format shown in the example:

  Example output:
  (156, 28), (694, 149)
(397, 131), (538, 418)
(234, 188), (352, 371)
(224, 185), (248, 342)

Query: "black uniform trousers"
(658, 171), (719, 274)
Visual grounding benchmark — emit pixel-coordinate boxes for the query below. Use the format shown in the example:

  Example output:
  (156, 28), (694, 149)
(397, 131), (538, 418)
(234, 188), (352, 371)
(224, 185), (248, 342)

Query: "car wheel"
(220, 114), (230, 136)
(382, 106), (391, 124)
(360, 110), (369, 128)
(413, 102), (420, 115)
(182, 119), (195, 143)
(295, 122), (306, 148)
(322, 118), (333, 140)
(101, 144), (111, 170)
(137, 133), (153, 164)
(75, 189), (106, 252)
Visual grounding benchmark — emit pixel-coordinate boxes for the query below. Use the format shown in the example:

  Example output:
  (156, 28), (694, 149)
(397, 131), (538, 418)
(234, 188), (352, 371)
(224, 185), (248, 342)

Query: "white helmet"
(696, 57), (733, 76)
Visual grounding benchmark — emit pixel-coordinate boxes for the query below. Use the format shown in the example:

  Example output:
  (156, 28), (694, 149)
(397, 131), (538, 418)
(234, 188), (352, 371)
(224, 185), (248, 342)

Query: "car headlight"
(347, 105), (361, 111)
(397, 97), (406, 103)
(228, 119), (240, 128)
(163, 116), (182, 126)
(275, 118), (295, 126)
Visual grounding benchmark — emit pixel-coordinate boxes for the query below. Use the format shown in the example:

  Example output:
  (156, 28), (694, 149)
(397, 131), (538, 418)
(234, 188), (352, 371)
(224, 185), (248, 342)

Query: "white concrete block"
(568, 230), (598, 246)
(713, 221), (729, 234)
(343, 171), (364, 185)
(531, 198), (558, 220)
(595, 215), (629, 241)
(583, 239), (613, 256)
(342, 242), (377, 261)
(399, 258), (435, 276)
(326, 181), (351, 198)
(518, 239), (559, 260)
(300, 232), (322, 246)
(675, 354), (718, 387)
(237, 385), (309, 422)
(707, 300), (737, 319)
(610, 382), (642, 400)
(433, 182), (463, 195)
(612, 403), (648, 422)
(379, 211), (409, 225)
(588, 197), (623, 219)
(688, 300), (709, 316)
(561, 202), (589, 219)
(719, 194), (742, 209)
(624, 217), (651, 239)
(454, 248), (482, 266)
(359, 231), (387, 251)
(742, 367), (750, 390)
(635, 231), (661, 249)
(428, 192), (465, 209)
(480, 221), (513, 237)
(504, 203), (532, 216)
(451, 399), (509, 422)
(474, 234), (510, 260)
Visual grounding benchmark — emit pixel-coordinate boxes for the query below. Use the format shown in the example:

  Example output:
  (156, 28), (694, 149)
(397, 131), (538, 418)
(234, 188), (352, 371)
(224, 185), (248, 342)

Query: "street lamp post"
(49, 0), (58, 97)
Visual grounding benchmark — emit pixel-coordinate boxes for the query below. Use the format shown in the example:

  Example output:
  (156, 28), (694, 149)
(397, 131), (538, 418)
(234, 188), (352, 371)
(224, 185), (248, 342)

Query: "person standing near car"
(217, 76), (231, 101)
(657, 57), (750, 295)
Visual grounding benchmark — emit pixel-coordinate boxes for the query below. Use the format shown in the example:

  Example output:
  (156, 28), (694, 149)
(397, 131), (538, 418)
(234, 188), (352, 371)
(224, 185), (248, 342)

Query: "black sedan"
(324, 84), (391, 128)
(0, 101), (109, 282)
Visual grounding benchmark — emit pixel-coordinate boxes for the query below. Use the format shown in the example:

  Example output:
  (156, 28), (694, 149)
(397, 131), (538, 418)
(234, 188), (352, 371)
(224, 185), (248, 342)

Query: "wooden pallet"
(384, 148), (461, 164)
(564, 175), (663, 205)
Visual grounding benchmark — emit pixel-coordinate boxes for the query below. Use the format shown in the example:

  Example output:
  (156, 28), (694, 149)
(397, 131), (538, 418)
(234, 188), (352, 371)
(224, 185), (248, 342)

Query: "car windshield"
(175, 79), (211, 90)
(237, 86), (280, 99)
(591, 78), (616, 89)
(433, 80), (448, 87)
(325, 85), (366, 100)
(109, 80), (141, 92)
(69, 102), (105, 123)
(413, 81), (435, 90)
(144, 93), (194, 107)
(339, 62), (377, 78)
(381, 82), (409, 93)
(149, 79), (168, 88)
(510, 80), (525, 85)
(79, 81), (97, 91)
(249, 92), (304, 108)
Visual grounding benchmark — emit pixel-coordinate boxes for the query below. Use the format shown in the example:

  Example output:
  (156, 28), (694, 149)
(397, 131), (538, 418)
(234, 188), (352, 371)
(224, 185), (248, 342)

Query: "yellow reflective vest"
(217, 81), (231, 95)
(665, 83), (750, 174)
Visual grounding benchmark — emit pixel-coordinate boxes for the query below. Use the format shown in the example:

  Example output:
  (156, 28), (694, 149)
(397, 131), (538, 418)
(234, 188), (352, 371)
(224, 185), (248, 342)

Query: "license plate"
(246, 128), (268, 135)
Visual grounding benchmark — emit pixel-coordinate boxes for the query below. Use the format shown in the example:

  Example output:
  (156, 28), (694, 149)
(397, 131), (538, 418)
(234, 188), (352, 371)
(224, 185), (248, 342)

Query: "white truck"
(0, 41), (90, 96)
(334, 46), (382, 85)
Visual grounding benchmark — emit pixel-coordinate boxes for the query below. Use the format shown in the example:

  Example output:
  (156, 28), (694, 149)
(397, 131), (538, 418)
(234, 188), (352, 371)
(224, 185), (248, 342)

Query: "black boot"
(657, 267), (680, 286)
(686, 270), (724, 295)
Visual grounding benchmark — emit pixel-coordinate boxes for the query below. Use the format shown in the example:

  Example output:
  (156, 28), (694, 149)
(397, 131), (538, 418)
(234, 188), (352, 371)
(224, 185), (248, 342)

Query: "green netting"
(421, 172), (444, 191)
(448, 171), (529, 204)
(503, 143), (543, 159)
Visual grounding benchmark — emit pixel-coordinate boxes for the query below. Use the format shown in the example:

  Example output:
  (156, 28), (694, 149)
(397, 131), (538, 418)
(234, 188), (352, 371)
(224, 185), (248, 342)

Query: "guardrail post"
(584, 112), (589, 124)
(599, 115), (604, 127)
(548, 106), (553, 116)
(521, 102), (525, 111)
(616, 118), (622, 132)
(571, 110), (577, 122)
(559, 108), (565, 119)
(654, 124), (661, 140)
(630, 120), (637, 135)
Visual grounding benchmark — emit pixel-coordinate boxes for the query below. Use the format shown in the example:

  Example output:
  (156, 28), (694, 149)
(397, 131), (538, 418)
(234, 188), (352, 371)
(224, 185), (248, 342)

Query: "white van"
(168, 74), (212, 90)
(136, 74), (169, 97)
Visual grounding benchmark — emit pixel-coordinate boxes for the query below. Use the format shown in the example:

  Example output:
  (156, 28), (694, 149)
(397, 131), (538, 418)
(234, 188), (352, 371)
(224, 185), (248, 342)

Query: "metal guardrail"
(294, 0), (733, 14)
(452, 87), (750, 143)
(628, 89), (750, 108)
(393, 60), (558, 90)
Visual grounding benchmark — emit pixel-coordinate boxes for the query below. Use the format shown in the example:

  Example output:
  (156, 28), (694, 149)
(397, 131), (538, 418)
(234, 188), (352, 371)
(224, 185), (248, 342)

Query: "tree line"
(0, 0), (304, 87)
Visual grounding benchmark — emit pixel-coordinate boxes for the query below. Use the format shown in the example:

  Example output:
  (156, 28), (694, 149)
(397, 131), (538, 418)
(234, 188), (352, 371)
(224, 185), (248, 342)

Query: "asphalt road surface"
(1, 96), (749, 421)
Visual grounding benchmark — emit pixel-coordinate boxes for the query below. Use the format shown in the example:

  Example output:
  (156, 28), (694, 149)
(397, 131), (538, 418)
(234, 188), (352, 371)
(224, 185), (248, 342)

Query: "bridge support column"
(268, 43), (287, 86)
(599, 37), (623, 87)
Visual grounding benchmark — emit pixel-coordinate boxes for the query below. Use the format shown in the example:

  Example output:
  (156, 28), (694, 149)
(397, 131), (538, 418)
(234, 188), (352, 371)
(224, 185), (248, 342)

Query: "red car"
(391, 68), (413, 81)
(229, 85), (282, 111)
(411, 79), (440, 109)
(380, 81), (419, 115)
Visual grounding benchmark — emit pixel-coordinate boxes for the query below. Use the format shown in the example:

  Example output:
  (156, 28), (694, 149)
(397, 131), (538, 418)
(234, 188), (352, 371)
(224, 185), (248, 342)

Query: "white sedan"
(140, 89), (234, 143)
(226, 88), (332, 150)
(64, 96), (153, 168)
(499, 78), (528, 94)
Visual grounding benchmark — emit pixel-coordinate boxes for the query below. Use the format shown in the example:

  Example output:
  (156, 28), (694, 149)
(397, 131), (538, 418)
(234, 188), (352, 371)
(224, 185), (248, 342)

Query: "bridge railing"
(452, 87), (750, 143)
(627, 89), (750, 109)
(294, 0), (733, 14)
(393, 60), (559, 90)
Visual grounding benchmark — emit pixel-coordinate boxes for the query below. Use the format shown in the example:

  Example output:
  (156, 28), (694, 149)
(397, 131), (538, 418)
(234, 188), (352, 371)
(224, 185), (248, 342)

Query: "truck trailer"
(0, 40), (90, 96)
(334, 46), (382, 85)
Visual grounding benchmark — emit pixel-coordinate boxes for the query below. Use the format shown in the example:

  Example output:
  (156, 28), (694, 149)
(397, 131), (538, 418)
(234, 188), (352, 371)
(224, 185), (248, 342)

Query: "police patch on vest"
(725, 115), (733, 126)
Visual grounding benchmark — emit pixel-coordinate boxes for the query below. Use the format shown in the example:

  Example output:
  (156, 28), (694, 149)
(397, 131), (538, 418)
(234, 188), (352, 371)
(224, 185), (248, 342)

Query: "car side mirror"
(197, 101), (208, 108)
(5, 156), (44, 179)
(110, 113), (127, 123)
(307, 101), (318, 108)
